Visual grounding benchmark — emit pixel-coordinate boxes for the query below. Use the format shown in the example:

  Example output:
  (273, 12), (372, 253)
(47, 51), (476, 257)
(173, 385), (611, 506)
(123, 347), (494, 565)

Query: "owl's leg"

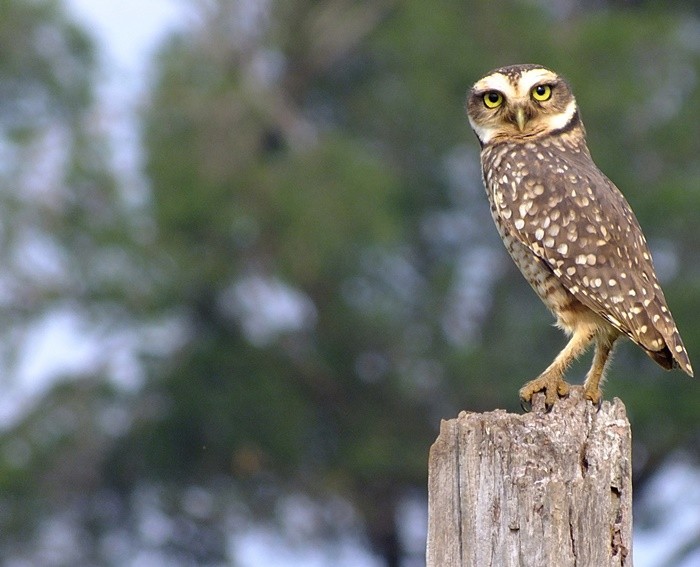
(519, 326), (595, 407)
(582, 333), (618, 406)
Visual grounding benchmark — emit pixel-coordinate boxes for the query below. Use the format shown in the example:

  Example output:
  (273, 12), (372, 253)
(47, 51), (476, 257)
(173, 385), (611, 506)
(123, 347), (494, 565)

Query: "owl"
(466, 64), (693, 407)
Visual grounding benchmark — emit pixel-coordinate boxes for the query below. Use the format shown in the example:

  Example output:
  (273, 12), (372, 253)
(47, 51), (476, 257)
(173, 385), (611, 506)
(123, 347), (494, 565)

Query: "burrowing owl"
(466, 63), (693, 406)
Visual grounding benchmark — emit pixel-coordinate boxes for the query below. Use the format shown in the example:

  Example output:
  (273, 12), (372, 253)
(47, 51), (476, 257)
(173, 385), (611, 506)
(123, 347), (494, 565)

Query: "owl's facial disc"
(467, 66), (578, 144)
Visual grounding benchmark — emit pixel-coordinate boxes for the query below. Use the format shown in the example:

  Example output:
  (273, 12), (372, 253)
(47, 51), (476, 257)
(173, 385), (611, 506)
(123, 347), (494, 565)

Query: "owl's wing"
(491, 152), (692, 375)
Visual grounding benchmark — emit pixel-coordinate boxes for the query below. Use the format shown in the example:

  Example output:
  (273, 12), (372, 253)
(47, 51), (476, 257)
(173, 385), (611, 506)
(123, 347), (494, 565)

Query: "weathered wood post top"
(426, 389), (633, 567)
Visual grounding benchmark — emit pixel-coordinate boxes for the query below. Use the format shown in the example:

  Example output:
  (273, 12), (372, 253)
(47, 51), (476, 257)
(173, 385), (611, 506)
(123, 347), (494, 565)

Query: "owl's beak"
(515, 107), (527, 131)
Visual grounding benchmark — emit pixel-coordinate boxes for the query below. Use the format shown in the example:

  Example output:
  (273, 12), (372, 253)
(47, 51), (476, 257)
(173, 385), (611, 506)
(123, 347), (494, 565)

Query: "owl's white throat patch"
(546, 98), (578, 132)
(468, 115), (497, 145)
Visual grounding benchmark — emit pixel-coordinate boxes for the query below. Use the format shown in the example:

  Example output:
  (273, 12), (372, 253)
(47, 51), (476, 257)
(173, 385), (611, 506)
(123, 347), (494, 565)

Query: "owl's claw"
(583, 384), (603, 410)
(519, 373), (570, 410)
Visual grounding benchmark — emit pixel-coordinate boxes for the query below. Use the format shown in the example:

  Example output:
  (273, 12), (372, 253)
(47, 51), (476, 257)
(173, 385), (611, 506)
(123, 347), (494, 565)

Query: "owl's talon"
(557, 380), (571, 398)
(583, 386), (602, 409)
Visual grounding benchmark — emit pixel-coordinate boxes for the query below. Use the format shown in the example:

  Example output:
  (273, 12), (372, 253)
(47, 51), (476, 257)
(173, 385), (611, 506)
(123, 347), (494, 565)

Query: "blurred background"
(0, 0), (699, 565)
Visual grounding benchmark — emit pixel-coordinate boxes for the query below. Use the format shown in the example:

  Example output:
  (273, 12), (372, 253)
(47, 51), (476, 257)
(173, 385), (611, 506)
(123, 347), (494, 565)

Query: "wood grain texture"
(426, 389), (632, 567)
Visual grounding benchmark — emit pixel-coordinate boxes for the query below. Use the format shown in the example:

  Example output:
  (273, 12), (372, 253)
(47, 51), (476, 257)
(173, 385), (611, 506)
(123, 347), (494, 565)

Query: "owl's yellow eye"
(532, 84), (552, 101)
(483, 91), (503, 109)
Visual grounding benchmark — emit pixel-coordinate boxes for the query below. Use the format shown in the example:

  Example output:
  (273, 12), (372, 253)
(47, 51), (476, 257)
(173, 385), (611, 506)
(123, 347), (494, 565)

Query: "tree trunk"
(426, 389), (633, 567)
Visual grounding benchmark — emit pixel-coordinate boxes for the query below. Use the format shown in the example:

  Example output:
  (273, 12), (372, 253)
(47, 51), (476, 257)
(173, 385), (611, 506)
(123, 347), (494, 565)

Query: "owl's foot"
(519, 373), (570, 409)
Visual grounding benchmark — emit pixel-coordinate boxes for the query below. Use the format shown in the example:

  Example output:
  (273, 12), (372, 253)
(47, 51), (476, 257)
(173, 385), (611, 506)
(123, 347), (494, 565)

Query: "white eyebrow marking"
(518, 69), (559, 93)
(472, 73), (514, 97)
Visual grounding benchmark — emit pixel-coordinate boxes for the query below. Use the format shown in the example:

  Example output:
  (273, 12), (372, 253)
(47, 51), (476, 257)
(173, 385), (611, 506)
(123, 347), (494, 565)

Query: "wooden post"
(426, 388), (633, 567)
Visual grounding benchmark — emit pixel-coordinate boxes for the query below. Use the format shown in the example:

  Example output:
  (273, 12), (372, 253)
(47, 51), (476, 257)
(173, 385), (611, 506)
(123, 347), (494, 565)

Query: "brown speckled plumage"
(467, 64), (693, 406)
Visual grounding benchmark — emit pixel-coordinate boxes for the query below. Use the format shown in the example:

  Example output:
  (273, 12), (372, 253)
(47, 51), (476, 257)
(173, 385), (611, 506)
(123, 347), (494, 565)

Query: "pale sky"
(1, 0), (192, 428)
(66, 0), (187, 80)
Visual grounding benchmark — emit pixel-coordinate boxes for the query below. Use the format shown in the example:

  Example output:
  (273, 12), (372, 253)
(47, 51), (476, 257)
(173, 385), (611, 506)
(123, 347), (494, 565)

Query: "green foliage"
(0, 0), (93, 128)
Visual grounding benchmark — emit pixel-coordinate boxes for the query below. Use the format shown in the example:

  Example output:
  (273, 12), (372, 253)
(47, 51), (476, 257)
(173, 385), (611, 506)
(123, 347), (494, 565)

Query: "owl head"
(467, 64), (579, 146)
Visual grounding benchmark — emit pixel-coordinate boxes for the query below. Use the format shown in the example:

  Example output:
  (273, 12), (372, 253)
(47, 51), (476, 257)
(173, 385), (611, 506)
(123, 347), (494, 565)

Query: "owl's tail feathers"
(634, 298), (694, 377)
(644, 330), (694, 377)
(667, 330), (694, 377)
(645, 346), (675, 371)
